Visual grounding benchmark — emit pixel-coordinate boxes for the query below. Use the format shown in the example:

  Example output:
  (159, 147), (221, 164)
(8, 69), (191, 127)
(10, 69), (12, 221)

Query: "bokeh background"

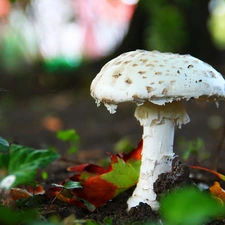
(0, 0), (225, 170)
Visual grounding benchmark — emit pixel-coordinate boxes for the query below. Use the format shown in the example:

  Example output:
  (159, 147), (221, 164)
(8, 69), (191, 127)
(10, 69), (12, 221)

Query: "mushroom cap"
(90, 50), (225, 112)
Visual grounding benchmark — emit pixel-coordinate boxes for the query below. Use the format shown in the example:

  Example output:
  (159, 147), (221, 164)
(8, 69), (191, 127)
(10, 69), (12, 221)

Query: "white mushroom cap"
(91, 50), (225, 113)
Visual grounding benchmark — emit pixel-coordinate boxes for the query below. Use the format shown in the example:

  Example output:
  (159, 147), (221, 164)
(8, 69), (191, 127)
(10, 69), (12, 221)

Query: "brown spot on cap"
(101, 98), (117, 104)
(209, 71), (216, 78)
(138, 71), (147, 75)
(130, 52), (138, 57)
(162, 88), (168, 95)
(125, 78), (132, 84)
(187, 64), (194, 69)
(146, 86), (154, 93)
(158, 81), (164, 84)
(115, 61), (122, 65)
(112, 73), (122, 78)
(132, 95), (145, 104)
(155, 72), (162, 75)
(133, 64), (138, 67)
(140, 59), (148, 63)
(124, 60), (131, 64)
(146, 63), (155, 67)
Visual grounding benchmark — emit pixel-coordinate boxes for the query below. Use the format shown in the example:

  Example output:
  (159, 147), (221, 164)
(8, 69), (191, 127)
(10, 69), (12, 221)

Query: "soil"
(35, 161), (224, 225)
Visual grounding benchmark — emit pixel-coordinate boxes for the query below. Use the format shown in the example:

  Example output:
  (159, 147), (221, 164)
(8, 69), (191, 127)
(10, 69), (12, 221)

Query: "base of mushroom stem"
(127, 193), (160, 211)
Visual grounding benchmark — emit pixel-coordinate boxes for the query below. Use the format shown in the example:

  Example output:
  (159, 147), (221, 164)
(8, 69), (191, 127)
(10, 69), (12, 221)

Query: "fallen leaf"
(47, 140), (143, 210)
(210, 182), (225, 204)
(11, 185), (45, 201)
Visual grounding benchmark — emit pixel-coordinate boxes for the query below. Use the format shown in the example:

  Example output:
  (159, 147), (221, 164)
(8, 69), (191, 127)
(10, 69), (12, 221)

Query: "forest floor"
(1, 88), (225, 224)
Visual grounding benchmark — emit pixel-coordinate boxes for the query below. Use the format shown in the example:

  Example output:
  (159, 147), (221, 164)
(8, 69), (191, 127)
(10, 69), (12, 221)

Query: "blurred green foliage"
(0, 206), (37, 225)
(178, 137), (206, 161)
(160, 187), (225, 225)
(56, 129), (80, 154)
(143, 1), (188, 52)
(113, 137), (134, 153)
(208, 0), (225, 49)
(0, 136), (10, 153)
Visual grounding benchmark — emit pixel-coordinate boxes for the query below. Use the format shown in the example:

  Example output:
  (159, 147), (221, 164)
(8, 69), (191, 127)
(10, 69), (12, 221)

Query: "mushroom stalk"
(127, 101), (190, 210)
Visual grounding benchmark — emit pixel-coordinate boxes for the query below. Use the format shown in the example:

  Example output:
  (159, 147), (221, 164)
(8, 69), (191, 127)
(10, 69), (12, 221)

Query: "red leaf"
(121, 140), (143, 162)
(47, 140), (143, 210)
(68, 164), (108, 175)
(70, 176), (117, 208)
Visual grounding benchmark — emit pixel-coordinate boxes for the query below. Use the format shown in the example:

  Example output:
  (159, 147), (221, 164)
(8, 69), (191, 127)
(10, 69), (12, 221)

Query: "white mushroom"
(90, 50), (225, 210)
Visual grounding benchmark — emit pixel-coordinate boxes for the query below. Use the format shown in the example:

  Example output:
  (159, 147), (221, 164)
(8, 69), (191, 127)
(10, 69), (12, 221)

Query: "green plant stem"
(48, 188), (64, 206)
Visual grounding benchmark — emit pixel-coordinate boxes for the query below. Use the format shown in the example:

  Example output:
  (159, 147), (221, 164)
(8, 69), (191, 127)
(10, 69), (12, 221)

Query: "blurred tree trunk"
(181, 0), (220, 63)
(111, 1), (149, 58)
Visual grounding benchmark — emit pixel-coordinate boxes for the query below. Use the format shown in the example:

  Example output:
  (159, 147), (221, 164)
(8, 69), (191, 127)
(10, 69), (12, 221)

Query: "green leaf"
(67, 145), (78, 154)
(64, 180), (82, 189)
(101, 158), (140, 195)
(85, 220), (101, 225)
(0, 136), (10, 153)
(80, 198), (96, 212)
(0, 144), (60, 188)
(42, 171), (48, 180)
(9, 144), (60, 171)
(29, 222), (61, 225)
(0, 206), (37, 225)
(56, 129), (79, 142)
(0, 152), (10, 172)
(179, 137), (207, 161)
(160, 187), (225, 225)
(114, 137), (134, 153)
(103, 217), (113, 225)
(52, 180), (82, 189)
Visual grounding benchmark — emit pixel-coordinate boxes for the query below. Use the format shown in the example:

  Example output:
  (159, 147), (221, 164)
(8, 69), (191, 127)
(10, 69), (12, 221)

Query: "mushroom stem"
(127, 101), (190, 210)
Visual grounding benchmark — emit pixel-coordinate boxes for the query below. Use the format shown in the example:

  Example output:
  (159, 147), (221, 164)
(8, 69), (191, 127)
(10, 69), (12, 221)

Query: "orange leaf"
(210, 182), (225, 204)
(11, 188), (32, 201)
(11, 185), (45, 201)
